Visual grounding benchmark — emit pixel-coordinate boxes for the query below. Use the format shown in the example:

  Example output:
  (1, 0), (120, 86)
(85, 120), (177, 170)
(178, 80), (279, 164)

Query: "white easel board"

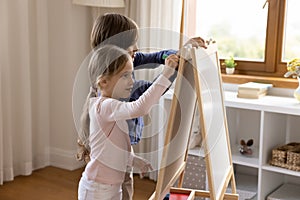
(191, 44), (236, 199)
(149, 44), (238, 200)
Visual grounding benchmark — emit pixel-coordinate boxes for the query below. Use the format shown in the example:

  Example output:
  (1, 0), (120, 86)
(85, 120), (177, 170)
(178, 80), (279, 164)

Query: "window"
(193, 0), (268, 61)
(186, 0), (299, 88)
(282, 0), (300, 61)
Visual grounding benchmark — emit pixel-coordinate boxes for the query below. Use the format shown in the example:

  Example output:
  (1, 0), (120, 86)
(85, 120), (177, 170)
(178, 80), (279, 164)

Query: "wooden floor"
(0, 166), (156, 200)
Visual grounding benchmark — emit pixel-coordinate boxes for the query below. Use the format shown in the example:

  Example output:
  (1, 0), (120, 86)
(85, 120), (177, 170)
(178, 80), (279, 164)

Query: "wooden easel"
(149, 44), (239, 200)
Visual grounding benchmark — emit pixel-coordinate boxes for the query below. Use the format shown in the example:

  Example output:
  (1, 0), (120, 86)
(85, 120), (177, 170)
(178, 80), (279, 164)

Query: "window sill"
(221, 74), (298, 89)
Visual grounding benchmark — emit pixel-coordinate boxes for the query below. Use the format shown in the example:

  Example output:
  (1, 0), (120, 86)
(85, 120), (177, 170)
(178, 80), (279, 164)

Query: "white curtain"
(126, 0), (183, 52)
(0, 0), (50, 184)
(124, 0), (183, 180)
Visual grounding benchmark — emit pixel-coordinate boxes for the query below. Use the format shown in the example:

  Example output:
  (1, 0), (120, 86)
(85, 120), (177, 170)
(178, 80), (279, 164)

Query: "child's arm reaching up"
(101, 54), (179, 122)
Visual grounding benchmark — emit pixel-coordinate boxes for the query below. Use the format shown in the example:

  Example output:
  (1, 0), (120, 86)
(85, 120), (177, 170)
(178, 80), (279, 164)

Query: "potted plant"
(222, 56), (237, 74)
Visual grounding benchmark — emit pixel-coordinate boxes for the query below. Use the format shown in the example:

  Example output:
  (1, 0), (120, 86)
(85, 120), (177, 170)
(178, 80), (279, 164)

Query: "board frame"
(149, 44), (238, 200)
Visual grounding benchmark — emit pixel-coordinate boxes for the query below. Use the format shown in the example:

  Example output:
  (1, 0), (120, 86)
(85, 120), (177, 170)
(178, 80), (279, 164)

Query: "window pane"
(282, 0), (300, 61)
(194, 0), (268, 61)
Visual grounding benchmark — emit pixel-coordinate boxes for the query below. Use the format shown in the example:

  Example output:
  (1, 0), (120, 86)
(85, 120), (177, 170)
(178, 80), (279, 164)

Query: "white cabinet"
(224, 91), (300, 199)
(161, 90), (300, 200)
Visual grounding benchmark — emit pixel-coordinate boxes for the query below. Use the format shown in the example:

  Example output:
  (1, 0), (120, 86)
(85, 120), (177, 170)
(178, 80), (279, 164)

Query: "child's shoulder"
(89, 97), (114, 113)
(89, 96), (100, 104)
(90, 96), (117, 107)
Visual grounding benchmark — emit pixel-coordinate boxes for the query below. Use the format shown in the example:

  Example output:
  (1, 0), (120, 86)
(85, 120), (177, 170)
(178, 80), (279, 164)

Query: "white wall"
(46, 1), (126, 170)
(47, 0), (92, 170)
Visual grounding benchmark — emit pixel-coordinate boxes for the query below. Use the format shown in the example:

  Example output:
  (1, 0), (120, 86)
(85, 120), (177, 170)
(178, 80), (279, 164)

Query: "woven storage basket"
(271, 142), (299, 163)
(270, 142), (300, 171)
(286, 146), (300, 171)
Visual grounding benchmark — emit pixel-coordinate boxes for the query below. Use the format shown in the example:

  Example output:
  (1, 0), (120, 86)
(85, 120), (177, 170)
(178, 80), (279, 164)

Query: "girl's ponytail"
(76, 87), (97, 163)
(76, 45), (130, 163)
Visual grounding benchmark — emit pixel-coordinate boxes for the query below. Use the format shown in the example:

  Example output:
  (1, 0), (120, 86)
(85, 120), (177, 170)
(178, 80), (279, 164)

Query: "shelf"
(266, 183), (300, 200)
(231, 144), (259, 168)
(188, 147), (204, 157)
(227, 173), (257, 200)
(262, 164), (300, 177)
(165, 90), (300, 116)
(224, 91), (300, 116)
(188, 145), (259, 168)
(163, 89), (300, 199)
(236, 173), (257, 193)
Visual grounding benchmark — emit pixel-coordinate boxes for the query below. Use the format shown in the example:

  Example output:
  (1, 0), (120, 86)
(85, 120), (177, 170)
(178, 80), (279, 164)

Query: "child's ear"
(97, 77), (108, 89)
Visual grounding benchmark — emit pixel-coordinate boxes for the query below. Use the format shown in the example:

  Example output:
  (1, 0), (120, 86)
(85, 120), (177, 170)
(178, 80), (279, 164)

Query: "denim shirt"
(128, 49), (177, 144)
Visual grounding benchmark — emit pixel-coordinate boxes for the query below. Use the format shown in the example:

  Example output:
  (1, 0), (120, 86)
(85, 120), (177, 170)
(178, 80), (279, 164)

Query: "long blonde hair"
(76, 45), (130, 163)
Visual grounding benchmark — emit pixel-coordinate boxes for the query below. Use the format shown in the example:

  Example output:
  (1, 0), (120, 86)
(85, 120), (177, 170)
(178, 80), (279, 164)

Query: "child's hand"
(163, 54), (179, 78)
(132, 155), (153, 178)
(184, 36), (208, 49)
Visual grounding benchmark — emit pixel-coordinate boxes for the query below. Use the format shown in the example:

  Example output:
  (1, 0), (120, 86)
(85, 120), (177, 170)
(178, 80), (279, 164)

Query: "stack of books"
(237, 82), (273, 99)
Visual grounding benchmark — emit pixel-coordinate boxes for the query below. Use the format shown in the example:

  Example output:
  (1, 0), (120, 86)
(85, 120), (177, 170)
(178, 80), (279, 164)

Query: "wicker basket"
(287, 146), (300, 166)
(271, 143), (299, 162)
(270, 142), (300, 172)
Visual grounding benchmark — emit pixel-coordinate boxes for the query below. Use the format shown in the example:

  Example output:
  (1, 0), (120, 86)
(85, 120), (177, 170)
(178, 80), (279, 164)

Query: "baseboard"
(50, 147), (85, 170)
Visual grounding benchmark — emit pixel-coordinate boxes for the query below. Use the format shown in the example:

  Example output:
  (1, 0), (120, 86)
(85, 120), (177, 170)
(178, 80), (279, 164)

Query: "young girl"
(77, 44), (179, 200)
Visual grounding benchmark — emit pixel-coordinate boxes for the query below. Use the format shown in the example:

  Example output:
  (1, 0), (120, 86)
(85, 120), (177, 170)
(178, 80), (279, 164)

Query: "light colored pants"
(78, 173), (122, 200)
(122, 170), (133, 200)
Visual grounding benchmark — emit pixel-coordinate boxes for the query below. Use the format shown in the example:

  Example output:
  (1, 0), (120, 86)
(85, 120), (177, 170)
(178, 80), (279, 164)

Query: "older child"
(77, 44), (178, 200)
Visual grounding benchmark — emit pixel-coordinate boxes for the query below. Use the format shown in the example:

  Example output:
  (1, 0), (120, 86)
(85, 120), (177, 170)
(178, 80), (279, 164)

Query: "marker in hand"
(162, 54), (168, 60)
